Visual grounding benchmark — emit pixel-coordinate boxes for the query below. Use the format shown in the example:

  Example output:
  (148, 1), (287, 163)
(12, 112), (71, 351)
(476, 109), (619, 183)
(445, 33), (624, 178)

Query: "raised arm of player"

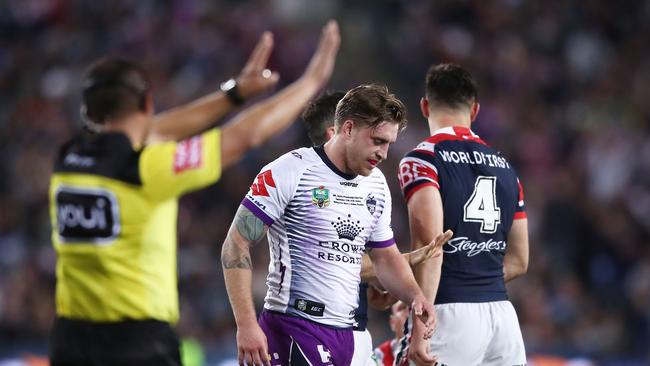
(503, 218), (529, 282)
(148, 31), (280, 144)
(221, 205), (271, 366)
(407, 186), (446, 366)
(359, 231), (452, 284)
(219, 20), (340, 169)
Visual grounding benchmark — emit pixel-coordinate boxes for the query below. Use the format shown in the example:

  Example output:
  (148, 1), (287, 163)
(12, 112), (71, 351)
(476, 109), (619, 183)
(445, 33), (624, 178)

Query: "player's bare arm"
(220, 20), (340, 169)
(407, 186), (445, 366)
(221, 205), (271, 366)
(148, 31), (279, 144)
(359, 231), (452, 284)
(367, 283), (398, 311)
(503, 218), (529, 282)
(366, 245), (436, 338)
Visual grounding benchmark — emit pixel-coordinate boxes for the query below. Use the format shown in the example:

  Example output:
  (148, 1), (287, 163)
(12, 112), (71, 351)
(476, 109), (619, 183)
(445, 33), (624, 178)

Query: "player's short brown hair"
(335, 83), (407, 132)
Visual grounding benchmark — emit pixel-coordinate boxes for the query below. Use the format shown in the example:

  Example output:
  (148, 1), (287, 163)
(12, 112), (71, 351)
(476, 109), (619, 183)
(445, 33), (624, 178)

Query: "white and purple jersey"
(243, 146), (395, 328)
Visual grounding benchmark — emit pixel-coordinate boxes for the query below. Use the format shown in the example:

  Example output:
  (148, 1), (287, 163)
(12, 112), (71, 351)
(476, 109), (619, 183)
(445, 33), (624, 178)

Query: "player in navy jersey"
(221, 84), (438, 366)
(301, 92), (451, 366)
(396, 64), (529, 365)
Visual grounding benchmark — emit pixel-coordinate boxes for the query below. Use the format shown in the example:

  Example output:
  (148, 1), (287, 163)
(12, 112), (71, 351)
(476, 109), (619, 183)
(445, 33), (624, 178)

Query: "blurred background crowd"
(0, 0), (648, 365)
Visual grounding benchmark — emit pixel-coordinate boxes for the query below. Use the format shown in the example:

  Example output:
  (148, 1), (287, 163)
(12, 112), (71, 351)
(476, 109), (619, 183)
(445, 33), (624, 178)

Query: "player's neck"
(104, 113), (151, 148)
(427, 112), (471, 135)
(323, 136), (353, 175)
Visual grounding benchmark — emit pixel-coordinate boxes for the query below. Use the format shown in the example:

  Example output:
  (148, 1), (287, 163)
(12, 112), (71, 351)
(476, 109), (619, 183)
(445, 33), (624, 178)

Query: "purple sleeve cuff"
(366, 238), (396, 249)
(241, 198), (275, 226)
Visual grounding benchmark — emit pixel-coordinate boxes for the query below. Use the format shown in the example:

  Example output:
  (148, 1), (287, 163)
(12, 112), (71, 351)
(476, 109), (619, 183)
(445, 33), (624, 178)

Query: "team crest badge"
(366, 194), (376, 214)
(296, 299), (307, 311)
(312, 186), (330, 208)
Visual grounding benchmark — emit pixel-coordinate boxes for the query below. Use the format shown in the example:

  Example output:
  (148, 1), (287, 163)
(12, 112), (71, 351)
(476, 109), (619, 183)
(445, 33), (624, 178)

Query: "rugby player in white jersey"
(221, 84), (437, 366)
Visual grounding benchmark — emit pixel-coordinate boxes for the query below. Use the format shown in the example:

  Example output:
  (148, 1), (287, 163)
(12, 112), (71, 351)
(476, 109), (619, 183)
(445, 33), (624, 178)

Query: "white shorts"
(398, 301), (526, 366)
(351, 329), (375, 366)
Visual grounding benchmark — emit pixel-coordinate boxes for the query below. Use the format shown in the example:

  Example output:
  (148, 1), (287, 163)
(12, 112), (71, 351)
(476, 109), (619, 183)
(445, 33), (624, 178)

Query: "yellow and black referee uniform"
(49, 128), (221, 366)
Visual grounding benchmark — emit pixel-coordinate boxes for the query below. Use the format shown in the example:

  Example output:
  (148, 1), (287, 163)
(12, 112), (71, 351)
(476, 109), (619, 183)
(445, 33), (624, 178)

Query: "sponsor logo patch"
(293, 298), (325, 317)
(174, 136), (203, 173)
(250, 170), (276, 197)
(331, 214), (363, 241)
(311, 185), (330, 208)
(55, 186), (120, 243)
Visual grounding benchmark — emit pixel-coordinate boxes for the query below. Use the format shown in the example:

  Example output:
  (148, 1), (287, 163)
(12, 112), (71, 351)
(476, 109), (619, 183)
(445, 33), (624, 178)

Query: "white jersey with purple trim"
(242, 146), (395, 328)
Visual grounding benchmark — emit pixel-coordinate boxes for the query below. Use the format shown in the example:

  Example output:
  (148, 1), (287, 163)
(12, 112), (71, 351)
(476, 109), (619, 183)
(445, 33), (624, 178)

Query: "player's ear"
(420, 97), (430, 118)
(144, 92), (154, 115)
(342, 120), (354, 137)
(325, 126), (335, 141)
(470, 101), (480, 123)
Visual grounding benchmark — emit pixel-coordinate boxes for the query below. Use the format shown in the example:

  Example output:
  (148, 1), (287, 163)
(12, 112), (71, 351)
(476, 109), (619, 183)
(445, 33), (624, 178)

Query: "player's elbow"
(513, 259), (528, 278)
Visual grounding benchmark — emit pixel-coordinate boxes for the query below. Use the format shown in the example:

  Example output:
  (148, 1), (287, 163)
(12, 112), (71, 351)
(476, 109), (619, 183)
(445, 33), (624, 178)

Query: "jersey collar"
(427, 126), (488, 145)
(313, 145), (357, 180)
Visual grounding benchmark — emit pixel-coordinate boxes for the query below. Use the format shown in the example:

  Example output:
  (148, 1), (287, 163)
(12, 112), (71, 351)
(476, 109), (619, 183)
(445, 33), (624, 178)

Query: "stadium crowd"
(0, 0), (648, 364)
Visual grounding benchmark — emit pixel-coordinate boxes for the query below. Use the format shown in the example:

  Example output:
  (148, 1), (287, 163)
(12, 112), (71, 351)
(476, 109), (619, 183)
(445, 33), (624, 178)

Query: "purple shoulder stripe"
(366, 238), (396, 249)
(241, 198), (274, 226)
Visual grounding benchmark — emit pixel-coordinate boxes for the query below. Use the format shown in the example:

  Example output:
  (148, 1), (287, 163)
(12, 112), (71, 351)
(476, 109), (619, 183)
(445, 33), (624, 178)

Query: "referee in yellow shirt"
(49, 22), (340, 366)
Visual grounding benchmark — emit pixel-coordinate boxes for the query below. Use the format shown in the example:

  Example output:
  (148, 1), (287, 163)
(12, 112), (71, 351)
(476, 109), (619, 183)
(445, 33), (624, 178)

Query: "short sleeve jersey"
(50, 129), (221, 322)
(243, 146), (395, 328)
(398, 126), (526, 304)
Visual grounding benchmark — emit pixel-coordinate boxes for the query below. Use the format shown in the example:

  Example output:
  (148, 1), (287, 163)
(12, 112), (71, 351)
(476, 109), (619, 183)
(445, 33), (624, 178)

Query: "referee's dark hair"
(425, 63), (477, 110)
(302, 91), (345, 145)
(82, 57), (150, 124)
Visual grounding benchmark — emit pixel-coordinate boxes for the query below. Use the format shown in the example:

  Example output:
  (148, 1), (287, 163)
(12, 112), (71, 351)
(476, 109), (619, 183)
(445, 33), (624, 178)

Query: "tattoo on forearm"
(221, 236), (253, 269)
(234, 206), (267, 244)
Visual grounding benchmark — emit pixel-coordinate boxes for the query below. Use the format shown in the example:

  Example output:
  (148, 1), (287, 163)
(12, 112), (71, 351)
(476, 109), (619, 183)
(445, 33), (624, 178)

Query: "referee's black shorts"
(49, 317), (182, 366)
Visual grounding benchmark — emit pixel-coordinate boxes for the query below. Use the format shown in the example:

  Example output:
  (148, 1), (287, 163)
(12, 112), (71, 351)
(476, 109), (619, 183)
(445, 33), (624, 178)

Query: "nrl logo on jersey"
(312, 186), (330, 208)
(366, 194), (376, 214)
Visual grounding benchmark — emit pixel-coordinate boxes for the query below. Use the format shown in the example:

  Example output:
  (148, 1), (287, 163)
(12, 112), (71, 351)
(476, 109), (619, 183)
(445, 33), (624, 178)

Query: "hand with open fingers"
(236, 32), (280, 100)
(411, 295), (436, 339)
(409, 230), (453, 267)
(409, 325), (438, 366)
(301, 20), (341, 84)
(237, 324), (272, 366)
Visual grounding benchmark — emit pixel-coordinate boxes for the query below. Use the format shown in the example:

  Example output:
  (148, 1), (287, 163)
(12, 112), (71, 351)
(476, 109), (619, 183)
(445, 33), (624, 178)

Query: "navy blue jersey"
(398, 126), (526, 304)
(353, 282), (369, 331)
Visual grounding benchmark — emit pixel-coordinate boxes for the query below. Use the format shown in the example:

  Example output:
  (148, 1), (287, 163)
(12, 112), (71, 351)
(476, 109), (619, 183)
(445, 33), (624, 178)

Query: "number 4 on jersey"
(463, 176), (501, 233)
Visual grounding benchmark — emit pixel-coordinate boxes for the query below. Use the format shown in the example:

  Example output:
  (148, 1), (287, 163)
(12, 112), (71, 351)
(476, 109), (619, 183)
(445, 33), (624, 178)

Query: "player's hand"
(409, 322), (438, 366)
(408, 230), (453, 267)
(236, 323), (271, 366)
(301, 20), (340, 85)
(236, 32), (280, 100)
(410, 295), (436, 339)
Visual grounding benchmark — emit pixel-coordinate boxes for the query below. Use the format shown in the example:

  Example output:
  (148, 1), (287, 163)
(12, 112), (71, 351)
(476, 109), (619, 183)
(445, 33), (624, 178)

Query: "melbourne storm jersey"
(243, 146), (395, 328)
(398, 126), (526, 304)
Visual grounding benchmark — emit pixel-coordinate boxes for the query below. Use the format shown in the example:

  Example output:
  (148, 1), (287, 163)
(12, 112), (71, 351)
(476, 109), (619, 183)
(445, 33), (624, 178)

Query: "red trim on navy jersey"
(404, 181), (439, 203)
(514, 211), (527, 220)
(426, 126), (488, 146)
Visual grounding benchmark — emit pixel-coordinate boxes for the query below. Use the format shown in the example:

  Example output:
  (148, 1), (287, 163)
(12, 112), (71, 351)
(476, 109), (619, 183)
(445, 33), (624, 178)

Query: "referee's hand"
(237, 323), (272, 366)
(236, 32), (280, 100)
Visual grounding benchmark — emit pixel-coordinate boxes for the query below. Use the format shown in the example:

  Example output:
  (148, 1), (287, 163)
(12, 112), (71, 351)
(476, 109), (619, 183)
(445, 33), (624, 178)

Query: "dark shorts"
(49, 317), (181, 366)
(259, 311), (354, 366)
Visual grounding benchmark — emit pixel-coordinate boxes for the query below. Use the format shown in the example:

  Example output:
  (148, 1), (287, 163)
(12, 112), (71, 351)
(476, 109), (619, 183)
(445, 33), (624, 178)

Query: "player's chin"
(358, 166), (374, 176)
